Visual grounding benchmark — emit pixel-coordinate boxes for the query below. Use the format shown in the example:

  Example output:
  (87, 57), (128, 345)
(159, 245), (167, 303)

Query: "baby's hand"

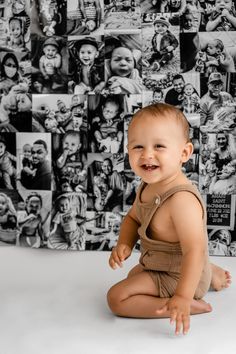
(109, 244), (132, 269)
(166, 45), (174, 52)
(221, 8), (230, 18)
(156, 295), (191, 335)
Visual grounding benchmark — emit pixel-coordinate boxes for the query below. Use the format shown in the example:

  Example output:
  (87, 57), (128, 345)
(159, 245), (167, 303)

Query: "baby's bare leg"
(211, 263), (232, 291)
(107, 271), (212, 319)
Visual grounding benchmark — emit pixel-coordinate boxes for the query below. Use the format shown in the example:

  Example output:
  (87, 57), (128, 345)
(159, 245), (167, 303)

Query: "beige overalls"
(137, 182), (212, 299)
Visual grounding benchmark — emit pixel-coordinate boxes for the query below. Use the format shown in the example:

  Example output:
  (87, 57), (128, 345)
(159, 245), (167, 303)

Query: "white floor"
(0, 248), (235, 354)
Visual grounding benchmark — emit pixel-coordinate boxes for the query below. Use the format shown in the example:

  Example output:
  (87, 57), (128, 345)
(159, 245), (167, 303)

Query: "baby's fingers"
(182, 315), (190, 335)
(109, 249), (122, 269)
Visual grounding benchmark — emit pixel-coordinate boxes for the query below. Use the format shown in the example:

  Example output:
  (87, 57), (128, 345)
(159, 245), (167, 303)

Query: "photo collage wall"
(0, 0), (235, 255)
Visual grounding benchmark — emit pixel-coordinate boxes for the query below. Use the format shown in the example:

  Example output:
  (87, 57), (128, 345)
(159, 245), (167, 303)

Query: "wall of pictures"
(0, 0), (235, 256)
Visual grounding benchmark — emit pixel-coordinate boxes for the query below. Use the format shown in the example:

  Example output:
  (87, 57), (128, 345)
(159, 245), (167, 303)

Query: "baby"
(105, 46), (142, 94)
(56, 131), (82, 170)
(206, 0), (236, 31)
(181, 83), (200, 114)
(39, 37), (62, 89)
(78, 0), (102, 31)
(201, 151), (218, 192)
(0, 135), (16, 190)
(50, 194), (83, 250)
(72, 37), (104, 94)
(44, 110), (62, 133)
(180, 9), (199, 32)
(12, 0), (29, 17)
(7, 17), (25, 49)
(21, 143), (37, 178)
(72, 162), (87, 192)
(150, 88), (164, 104)
(93, 173), (109, 211)
(93, 97), (123, 153)
(195, 39), (233, 74)
(0, 192), (17, 233)
(107, 103), (231, 335)
(147, 16), (179, 72)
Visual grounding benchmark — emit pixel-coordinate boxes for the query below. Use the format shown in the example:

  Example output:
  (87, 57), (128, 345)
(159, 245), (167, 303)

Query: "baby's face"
(184, 84), (194, 96)
(23, 146), (32, 159)
(210, 153), (217, 162)
(9, 20), (21, 38)
(0, 142), (6, 157)
(170, 0), (181, 8)
(103, 102), (119, 120)
(73, 116), (83, 128)
(45, 118), (58, 131)
(12, 0), (26, 14)
(127, 114), (189, 185)
(44, 45), (58, 59)
(86, 19), (96, 32)
(215, 0), (232, 11)
(79, 44), (98, 66)
(153, 92), (163, 102)
(0, 196), (7, 215)
(154, 22), (168, 34)
(206, 42), (218, 56)
(71, 95), (79, 105)
(59, 198), (70, 213)
(63, 135), (80, 155)
(110, 47), (134, 77)
(58, 102), (67, 113)
(183, 14), (194, 29)
(229, 243), (236, 256)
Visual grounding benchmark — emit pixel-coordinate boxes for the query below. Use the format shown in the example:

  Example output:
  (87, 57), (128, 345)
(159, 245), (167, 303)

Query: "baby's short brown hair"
(130, 103), (190, 142)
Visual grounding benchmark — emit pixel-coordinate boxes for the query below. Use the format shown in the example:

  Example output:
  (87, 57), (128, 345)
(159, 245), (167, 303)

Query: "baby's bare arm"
(158, 192), (206, 334)
(109, 200), (140, 269)
(54, 54), (62, 68)
(206, 15), (222, 31)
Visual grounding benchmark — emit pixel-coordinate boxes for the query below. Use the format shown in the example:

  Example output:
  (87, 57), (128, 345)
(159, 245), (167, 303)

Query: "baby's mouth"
(141, 164), (159, 171)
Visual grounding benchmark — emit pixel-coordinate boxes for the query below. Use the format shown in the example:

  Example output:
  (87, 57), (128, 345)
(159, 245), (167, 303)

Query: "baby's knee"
(107, 284), (124, 315)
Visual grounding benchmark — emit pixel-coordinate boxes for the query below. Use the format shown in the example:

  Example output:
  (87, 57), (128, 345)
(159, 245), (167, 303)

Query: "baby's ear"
(181, 142), (194, 163)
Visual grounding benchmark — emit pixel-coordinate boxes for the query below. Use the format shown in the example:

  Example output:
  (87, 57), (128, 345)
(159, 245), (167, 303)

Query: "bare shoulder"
(168, 190), (204, 220)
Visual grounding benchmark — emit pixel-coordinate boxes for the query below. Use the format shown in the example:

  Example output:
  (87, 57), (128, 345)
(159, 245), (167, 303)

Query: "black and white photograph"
(16, 189), (51, 248)
(85, 210), (122, 250)
(0, 51), (32, 132)
(88, 94), (124, 153)
(199, 72), (236, 133)
(31, 0), (67, 37)
(68, 35), (104, 94)
(206, 194), (236, 255)
(48, 191), (87, 250)
(104, 32), (142, 94)
(87, 152), (124, 212)
(0, 189), (18, 246)
(104, 0), (141, 30)
(0, 0), (31, 52)
(16, 132), (52, 191)
(142, 13), (180, 77)
(52, 131), (87, 192)
(31, 35), (68, 94)
(180, 31), (236, 74)
(32, 94), (88, 138)
(199, 131), (236, 194)
(67, 0), (104, 36)
(0, 133), (16, 190)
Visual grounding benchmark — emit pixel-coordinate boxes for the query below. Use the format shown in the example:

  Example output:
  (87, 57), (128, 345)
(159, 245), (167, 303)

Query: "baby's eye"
(155, 144), (165, 149)
(133, 145), (143, 149)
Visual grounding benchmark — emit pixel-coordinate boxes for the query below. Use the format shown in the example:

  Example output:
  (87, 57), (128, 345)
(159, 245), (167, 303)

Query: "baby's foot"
(190, 299), (212, 315)
(210, 263), (232, 291)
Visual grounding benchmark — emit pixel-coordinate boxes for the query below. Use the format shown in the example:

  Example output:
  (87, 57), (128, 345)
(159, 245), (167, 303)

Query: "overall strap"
(160, 184), (206, 219)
